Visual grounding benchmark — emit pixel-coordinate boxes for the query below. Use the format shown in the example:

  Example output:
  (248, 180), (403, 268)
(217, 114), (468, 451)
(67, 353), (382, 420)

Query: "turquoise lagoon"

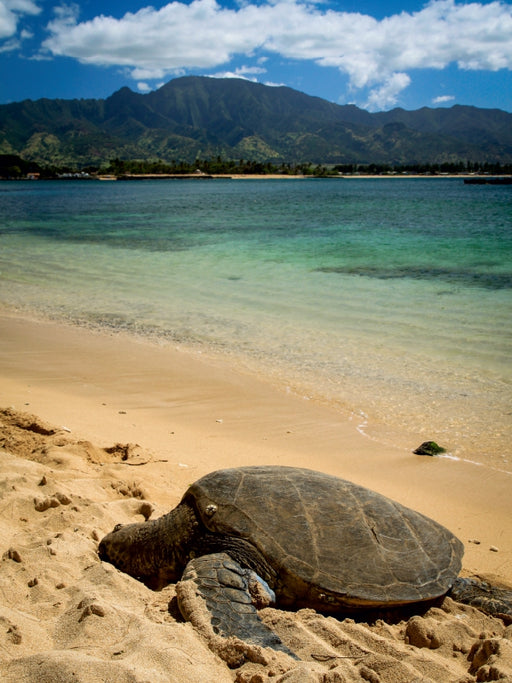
(0, 178), (511, 469)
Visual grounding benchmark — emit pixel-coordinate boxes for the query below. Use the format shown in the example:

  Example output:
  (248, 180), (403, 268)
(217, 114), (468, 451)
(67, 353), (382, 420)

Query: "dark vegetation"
(3, 153), (512, 180)
(1, 76), (512, 170)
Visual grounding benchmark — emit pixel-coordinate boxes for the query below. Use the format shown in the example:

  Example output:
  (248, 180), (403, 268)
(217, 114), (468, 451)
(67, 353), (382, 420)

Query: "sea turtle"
(98, 466), (512, 659)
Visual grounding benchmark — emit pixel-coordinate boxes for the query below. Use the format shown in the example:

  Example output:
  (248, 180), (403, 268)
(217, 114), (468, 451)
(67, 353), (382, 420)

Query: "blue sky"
(1, 0), (511, 111)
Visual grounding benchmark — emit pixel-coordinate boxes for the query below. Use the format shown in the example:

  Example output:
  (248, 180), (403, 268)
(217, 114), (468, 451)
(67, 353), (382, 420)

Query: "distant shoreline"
(98, 172), (512, 181)
(4, 172), (512, 182)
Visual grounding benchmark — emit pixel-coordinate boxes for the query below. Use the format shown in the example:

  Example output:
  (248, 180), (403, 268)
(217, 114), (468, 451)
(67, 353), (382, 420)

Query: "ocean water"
(0, 178), (511, 469)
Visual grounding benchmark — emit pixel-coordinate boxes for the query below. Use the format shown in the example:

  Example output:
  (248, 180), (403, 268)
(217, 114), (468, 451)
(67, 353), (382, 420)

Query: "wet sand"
(1, 310), (511, 681)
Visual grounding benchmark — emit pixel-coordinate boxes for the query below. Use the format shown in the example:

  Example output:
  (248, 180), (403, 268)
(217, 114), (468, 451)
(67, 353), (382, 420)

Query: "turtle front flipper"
(450, 577), (512, 623)
(176, 552), (297, 665)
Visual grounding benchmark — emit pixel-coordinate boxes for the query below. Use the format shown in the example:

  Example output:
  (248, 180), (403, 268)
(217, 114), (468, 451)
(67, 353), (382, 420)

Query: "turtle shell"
(185, 466), (463, 609)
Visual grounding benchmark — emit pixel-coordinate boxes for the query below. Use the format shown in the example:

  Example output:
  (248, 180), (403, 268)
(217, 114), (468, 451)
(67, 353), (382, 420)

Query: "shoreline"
(6, 173), (512, 181)
(1, 308), (511, 585)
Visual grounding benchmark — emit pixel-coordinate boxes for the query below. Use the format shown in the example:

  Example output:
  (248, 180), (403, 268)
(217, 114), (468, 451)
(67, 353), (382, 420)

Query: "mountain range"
(1, 76), (511, 167)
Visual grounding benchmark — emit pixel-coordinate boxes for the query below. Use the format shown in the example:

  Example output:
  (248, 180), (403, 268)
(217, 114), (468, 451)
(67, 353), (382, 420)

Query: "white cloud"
(43, 0), (266, 70)
(137, 81), (151, 92)
(0, 0), (40, 41)
(433, 94), (455, 104)
(210, 64), (267, 80)
(41, 0), (512, 108)
(365, 73), (412, 111)
(131, 67), (168, 81)
(0, 36), (18, 51)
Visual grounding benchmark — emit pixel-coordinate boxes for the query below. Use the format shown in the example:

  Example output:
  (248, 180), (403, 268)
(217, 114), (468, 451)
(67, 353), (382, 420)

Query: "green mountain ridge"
(1, 76), (511, 166)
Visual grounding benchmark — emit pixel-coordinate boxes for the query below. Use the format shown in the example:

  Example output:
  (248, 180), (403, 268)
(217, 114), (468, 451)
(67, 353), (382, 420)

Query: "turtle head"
(98, 521), (178, 582)
(98, 503), (200, 589)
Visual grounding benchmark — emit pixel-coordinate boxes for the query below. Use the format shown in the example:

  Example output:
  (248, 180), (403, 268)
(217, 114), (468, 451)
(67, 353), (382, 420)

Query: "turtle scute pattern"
(188, 466), (463, 608)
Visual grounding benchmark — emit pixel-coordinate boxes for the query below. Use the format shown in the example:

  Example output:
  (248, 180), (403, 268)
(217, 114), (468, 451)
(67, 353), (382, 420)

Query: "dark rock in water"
(413, 441), (446, 456)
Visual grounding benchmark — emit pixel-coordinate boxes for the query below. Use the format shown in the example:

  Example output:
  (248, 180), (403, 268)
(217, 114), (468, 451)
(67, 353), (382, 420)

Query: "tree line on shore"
(2, 154), (512, 180)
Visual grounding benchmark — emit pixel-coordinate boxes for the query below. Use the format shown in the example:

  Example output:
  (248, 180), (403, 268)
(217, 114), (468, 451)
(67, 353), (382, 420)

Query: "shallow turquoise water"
(1, 178), (511, 467)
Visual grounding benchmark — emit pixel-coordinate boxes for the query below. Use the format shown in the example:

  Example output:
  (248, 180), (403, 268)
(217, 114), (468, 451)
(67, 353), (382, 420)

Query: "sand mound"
(1, 408), (511, 682)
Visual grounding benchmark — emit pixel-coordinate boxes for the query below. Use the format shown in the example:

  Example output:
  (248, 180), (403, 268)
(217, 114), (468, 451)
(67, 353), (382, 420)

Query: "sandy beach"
(1, 310), (511, 682)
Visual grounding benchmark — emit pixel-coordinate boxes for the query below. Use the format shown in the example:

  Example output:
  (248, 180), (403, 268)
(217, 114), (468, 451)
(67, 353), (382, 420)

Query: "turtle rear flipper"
(176, 552), (297, 663)
(450, 577), (512, 623)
